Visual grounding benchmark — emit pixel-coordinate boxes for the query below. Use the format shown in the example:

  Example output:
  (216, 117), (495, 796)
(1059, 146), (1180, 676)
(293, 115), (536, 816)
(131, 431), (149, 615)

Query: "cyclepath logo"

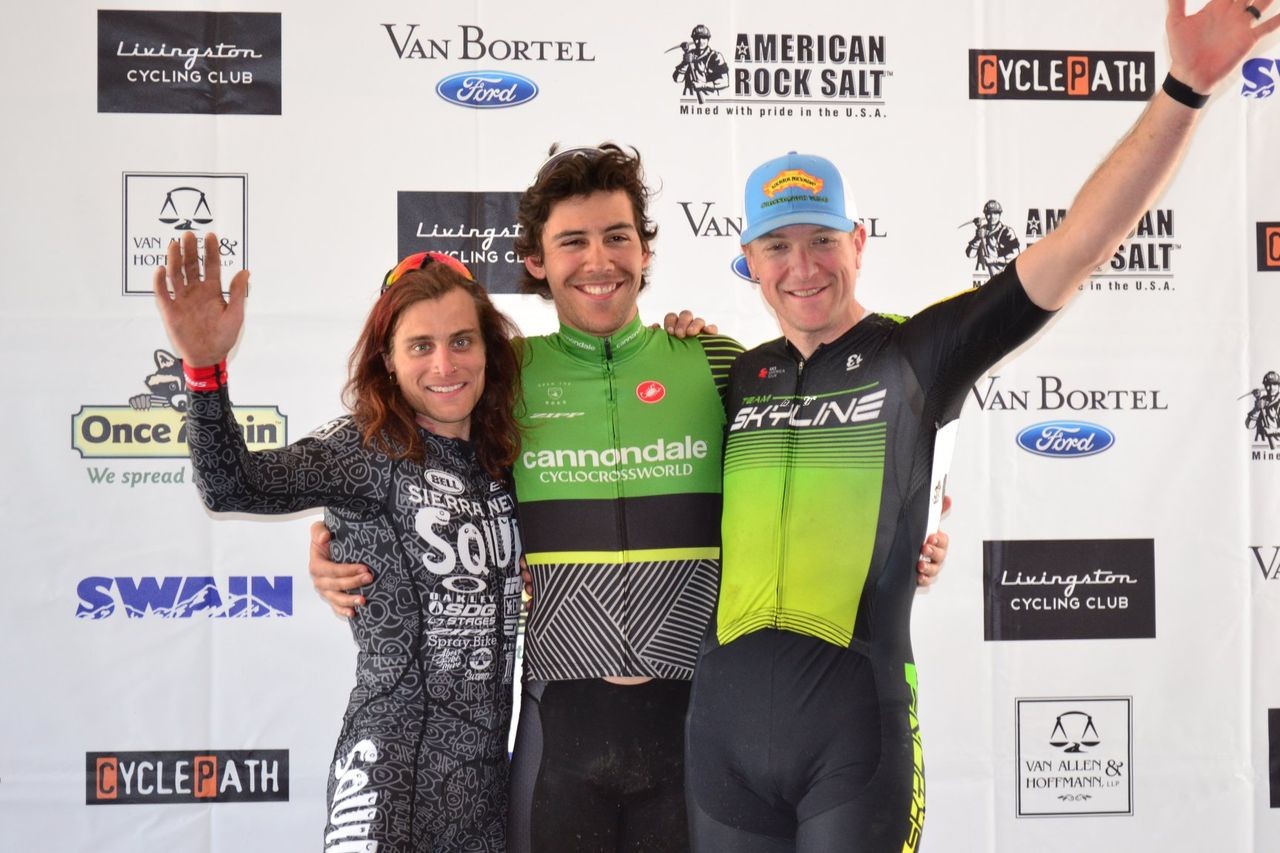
(75, 575), (293, 619)
(969, 50), (1153, 100)
(87, 750), (288, 804)
(1259, 222), (1280, 271)
(123, 172), (246, 296)
(1016, 697), (1132, 817)
(98, 11), (281, 114)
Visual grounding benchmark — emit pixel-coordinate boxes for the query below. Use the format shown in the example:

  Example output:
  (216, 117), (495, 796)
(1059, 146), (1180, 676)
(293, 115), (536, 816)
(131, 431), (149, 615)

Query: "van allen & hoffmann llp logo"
(70, 349), (285, 483)
(1016, 697), (1132, 817)
(1243, 369), (1280, 460)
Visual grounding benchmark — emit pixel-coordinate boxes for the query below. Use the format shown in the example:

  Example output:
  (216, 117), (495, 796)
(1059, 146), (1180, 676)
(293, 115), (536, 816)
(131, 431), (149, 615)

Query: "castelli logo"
(636, 381), (666, 403)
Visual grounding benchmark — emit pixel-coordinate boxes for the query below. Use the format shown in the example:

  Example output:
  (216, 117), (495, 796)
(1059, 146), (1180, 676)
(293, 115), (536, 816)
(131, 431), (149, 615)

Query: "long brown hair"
(343, 265), (521, 483)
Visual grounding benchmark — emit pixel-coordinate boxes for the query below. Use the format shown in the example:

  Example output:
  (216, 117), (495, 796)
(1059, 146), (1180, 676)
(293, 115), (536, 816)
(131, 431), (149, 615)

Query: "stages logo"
(88, 750), (288, 804)
(1244, 369), (1280, 460)
(1243, 58), (1279, 97)
(1259, 222), (1280, 271)
(667, 23), (892, 119)
(123, 173), (246, 296)
(967, 204), (1178, 289)
(969, 50), (1153, 100)
(436, 71), (538, 108)
(98, 11), (281, 114)
(70, 348), (286, 462)
(983, 539), (1156, 641)
(398, 192), (523, 293)
(76, 575), (292, 619)
(1016, 697), (1132, 817)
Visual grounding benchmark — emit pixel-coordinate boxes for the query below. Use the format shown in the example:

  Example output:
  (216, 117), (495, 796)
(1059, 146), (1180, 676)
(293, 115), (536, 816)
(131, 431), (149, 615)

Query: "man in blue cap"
(686, 2), (1278, 850)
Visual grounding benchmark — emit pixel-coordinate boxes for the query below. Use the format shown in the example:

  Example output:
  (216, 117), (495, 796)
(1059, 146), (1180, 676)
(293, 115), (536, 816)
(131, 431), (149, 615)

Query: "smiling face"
(382, 287), (486, 440)
(523, 190), (651, 338)
(743, 223), (867, 357)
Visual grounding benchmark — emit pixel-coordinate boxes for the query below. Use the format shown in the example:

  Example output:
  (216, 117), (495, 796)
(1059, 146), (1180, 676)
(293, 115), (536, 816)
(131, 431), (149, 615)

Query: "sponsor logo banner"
(436, 70), (539, 108)
(1016, 697), (1132, 817)
(969, 50), (1153, 100)
(1258, 222), (1280, 271)
(1015, 421), (1115, 458)
(1271, 709), (1280, 808)
(76, 576), (292, 619)
(397, 192), (523, 294)
(1242, 58), (1279, 98)
(98, 11), (281, 115)
(122, 173), (246, 296)
(1243, 369), (1280, 460)
(983, 539), (1156, 641)
(667, 24), (892, 119)
(87, 750), (288, 804)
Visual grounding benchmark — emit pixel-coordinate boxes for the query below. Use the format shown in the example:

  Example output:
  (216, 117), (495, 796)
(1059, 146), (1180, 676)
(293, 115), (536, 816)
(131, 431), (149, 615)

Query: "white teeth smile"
(791, 286), (824, 297)
(580, 282), (621, 296)
(428, 383), (464, 393)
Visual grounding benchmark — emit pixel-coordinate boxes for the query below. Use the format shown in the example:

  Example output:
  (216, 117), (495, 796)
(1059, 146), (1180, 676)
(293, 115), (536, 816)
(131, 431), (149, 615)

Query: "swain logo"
(436, 70), (539, 109)
(70, 349), (285, 460)
(88, 750), (289, 804)
(75, 576), (293, 619)
(969, 50), (1154, 100)
(1016, 421), (1115, 458)
(1242, 58), (1279, 97)
(636, 381), (666, 403)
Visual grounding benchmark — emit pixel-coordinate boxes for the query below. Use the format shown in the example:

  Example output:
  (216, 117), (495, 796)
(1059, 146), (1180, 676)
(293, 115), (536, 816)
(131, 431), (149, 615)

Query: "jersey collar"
(556, 314), (648, 363)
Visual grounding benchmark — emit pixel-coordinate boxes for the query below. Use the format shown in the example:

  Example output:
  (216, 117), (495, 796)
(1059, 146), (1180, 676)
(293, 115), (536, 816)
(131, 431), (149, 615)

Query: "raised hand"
(1167, 0), (1280, 93)
(152, 231), (250, 367)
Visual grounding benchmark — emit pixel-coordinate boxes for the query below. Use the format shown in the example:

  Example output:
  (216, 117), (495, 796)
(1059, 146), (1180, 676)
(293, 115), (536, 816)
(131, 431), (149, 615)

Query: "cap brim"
(741, 211), (856, 245)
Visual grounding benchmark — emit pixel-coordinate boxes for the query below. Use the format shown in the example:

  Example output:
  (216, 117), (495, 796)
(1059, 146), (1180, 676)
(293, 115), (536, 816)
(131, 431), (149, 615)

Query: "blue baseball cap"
(741, 152), (856, 245)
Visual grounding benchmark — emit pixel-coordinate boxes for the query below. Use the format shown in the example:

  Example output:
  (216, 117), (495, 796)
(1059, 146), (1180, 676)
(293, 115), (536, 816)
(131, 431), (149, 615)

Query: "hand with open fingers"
(152, 231), (250, 368)
(308, 520), (374, 618)
(658, 310), (719, 338)
(1166, 0), (1280, 94)
(917, 494), (952, 587)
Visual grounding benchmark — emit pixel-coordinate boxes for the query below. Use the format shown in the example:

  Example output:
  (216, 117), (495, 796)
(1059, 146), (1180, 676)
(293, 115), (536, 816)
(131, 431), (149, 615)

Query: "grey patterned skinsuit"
(186, 381), (522, 852)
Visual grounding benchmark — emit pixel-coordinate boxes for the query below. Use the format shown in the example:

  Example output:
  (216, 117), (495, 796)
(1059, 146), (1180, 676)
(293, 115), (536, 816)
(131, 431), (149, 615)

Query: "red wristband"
(183, 360), (227, 392)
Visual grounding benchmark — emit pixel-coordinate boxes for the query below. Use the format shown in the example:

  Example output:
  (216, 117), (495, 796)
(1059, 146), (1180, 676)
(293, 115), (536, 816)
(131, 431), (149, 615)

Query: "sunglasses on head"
(534, 145), (610, 183)
(381, 252), (475, 294)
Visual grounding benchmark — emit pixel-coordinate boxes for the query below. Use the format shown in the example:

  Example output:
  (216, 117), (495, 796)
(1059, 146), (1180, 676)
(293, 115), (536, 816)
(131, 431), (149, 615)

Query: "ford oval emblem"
(731, 254), (753, 281)
(1015, 421), (1115, 458)
(436, 71), (538, 109)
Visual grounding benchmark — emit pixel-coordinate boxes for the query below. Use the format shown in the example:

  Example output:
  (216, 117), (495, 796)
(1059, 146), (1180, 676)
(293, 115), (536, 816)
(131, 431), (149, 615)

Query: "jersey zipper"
(603, 337), (633, 672)
(775, 356), (804, 629)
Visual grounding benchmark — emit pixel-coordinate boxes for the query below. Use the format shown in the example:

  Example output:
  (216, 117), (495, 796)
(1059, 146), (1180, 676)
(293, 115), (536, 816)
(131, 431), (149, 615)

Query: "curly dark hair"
(343, 265), (522, 484)
(514, 143), (659, 298)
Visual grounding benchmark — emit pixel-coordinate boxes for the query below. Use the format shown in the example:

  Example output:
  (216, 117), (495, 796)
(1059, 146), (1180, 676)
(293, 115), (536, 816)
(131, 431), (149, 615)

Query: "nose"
(582, 238), (613, 273)
(429, 348), (457, 376)
(790, 244), (816, 280)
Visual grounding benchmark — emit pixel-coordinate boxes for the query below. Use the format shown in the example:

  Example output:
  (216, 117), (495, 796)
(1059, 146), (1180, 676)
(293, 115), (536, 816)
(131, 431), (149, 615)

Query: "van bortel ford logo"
(436, 70), (538, 108)
(1016, 421), (1115, 458)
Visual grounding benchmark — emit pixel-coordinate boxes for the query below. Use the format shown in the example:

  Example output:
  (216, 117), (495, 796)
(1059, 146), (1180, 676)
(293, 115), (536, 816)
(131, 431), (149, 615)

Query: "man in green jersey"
(309, 144), (949, 851)
(685, 3), (1279, 851)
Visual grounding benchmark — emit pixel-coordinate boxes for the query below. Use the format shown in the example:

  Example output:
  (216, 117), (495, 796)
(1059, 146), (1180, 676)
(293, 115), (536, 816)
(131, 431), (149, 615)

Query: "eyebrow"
(549, 220), (635, 242)
(402, 326), (478, 343)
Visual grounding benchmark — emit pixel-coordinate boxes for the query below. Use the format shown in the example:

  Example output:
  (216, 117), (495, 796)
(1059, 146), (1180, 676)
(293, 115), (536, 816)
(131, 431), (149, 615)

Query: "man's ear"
(524, 254), (548, 280)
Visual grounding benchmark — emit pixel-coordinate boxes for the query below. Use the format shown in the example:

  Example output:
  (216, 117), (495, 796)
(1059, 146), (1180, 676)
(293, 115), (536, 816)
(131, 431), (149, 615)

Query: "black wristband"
(1162, 73), (1209, 109)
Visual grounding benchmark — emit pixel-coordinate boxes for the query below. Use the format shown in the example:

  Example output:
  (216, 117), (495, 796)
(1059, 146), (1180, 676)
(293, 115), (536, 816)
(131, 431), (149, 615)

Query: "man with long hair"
(156, 232), (524, 850)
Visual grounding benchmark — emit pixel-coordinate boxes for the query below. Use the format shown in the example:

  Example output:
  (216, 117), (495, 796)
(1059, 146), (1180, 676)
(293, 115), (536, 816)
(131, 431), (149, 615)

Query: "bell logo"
(636, 381), (666, 404)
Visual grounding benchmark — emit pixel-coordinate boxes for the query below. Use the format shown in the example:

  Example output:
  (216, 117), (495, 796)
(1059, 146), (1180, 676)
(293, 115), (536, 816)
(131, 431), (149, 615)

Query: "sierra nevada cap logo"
(741, 152), (855, 243)
(762, 169), (825, 198)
